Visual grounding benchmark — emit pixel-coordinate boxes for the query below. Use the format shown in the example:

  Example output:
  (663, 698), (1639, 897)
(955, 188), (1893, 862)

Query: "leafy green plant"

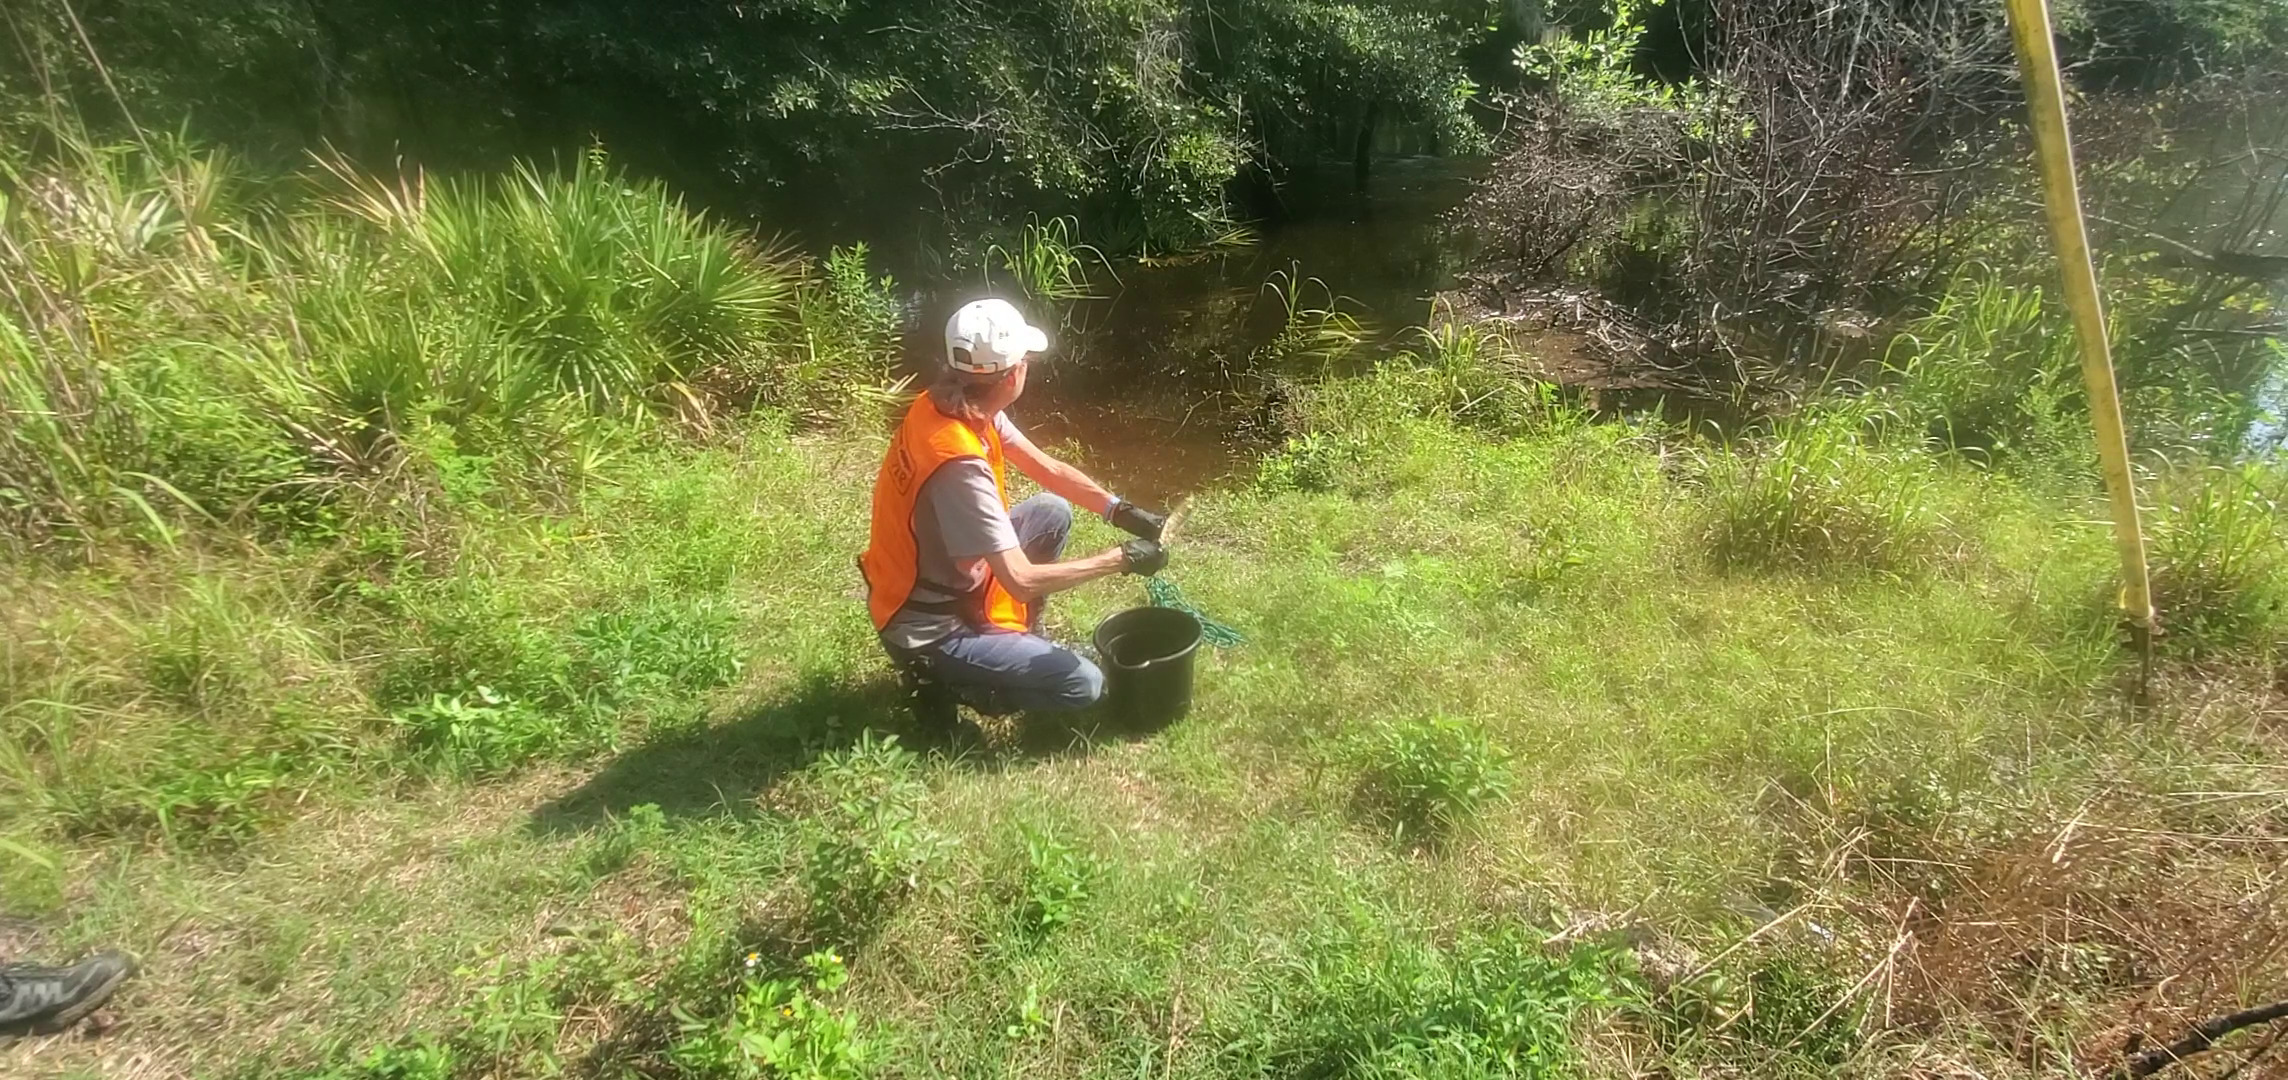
(390, 686), (573, 777)
(670, 951), (873, 1079)
(1247, 929), (1640, 1079)
(1002, 980), (1053, 1042)
(795, 734), (945, 941)
(579, 801), (671, 881)
(1352, 715), (1512, 841)
(1702, 400), (1943, 574)
(314, 1036), (457, 1080)
(782, 243), (902, 425)
(817, 245), (902, 345)
(1256, 432), (1362, 493)
(1519, 0), (1708, 119)
(1132, 124), (1254, 254)
(2145, 463), (2288, 657)
(143, 752), (290, 845)
(570, 595), (743, 711)
(1011, 824), (1095, 940)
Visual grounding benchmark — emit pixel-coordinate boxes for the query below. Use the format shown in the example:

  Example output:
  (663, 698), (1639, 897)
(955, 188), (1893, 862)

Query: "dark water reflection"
(891, 158), (1486, 503)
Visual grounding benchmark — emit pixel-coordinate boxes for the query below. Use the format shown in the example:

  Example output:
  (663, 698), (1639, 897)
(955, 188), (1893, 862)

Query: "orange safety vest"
(860, 394), (1031, 634)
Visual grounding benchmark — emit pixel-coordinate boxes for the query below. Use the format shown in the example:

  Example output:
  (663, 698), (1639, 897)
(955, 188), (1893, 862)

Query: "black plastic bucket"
(1093, 607), (1203, 728)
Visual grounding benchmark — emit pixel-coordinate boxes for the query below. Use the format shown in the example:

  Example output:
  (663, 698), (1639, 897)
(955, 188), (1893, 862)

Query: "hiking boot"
(0, 952), (136, 1037)
(907, 673), (960, 733)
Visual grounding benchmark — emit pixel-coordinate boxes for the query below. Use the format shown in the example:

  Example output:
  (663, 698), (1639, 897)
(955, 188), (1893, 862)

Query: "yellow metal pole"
(2002, 0), (2157, 649)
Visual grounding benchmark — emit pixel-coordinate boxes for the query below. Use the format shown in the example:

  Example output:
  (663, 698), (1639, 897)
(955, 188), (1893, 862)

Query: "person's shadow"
(527, 671), (901, 834)
(528, 668), (1168, 835)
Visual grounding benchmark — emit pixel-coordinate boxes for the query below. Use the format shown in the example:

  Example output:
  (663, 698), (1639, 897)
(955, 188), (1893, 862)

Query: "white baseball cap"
(944, 298), (1049, 374)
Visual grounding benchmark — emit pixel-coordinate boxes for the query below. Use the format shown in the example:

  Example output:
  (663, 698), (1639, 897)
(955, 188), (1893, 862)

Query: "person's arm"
(930, 459), (1162, 605)
(983, 543), (1130, 603)
(1000, 422), (1117, 518)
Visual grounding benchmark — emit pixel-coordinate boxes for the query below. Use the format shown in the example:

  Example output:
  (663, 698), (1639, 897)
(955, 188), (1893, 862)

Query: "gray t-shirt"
(880, 414), (1025, 650)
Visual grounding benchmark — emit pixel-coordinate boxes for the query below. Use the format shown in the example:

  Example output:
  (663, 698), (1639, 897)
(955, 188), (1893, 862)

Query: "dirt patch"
(1678, 669), (2288, 1077)
(1894, 813), (2286, 1072)
(1882, 668), (2288, 1079)
(0, 916), (52, 962)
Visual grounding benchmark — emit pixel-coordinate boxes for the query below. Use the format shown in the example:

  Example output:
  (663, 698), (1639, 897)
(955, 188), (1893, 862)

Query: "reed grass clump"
(987, 214), (1116, 302)
(1886, 265), (2281, 471)
(1702, 400), (1945, 573)
(1883, 268), (2080, 461)
(0, 126), (890, 552)
(2145, 462), (2288, 657)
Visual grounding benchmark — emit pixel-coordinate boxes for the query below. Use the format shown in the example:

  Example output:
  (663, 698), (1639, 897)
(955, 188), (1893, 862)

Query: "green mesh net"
(1144, 575), (1246, 649)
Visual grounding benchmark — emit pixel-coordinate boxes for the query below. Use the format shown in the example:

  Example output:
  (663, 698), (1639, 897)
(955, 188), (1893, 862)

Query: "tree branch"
(2114, 1001), (2288, 1079)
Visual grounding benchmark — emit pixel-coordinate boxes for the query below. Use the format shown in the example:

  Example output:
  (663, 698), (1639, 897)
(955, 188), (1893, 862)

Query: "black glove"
(1121, 539), (1168, 577)
(1108, 500), (1167, 541)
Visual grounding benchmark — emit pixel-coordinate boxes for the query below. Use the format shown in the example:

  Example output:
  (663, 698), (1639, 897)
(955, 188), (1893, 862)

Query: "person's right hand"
(1109, 500), (1167, 541)
(1121, 539), (1168, 577)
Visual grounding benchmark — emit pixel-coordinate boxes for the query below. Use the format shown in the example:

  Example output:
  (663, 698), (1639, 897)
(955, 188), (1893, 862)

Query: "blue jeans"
(888, 494), (1107, 714)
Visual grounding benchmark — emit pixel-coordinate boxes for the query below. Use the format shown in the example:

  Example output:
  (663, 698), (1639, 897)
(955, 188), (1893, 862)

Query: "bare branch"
(2113, 1001), (2288, 1079)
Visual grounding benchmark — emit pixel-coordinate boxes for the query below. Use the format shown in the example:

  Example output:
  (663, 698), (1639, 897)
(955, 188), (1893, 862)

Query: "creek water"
(886, 158), (1487, 504)
(847, 155), (2284, 500)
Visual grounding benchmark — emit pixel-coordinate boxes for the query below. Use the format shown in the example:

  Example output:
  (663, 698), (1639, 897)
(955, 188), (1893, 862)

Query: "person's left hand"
(1109, 500), (1167, 541)
(1121, 540), (1169, 577)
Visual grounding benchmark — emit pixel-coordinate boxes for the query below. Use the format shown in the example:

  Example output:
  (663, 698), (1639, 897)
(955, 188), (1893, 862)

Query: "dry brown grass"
(1878, 671), (2288, 1078)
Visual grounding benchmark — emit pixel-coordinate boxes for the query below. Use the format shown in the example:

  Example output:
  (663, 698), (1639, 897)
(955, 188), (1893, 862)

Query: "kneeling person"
(860, 299), (1168, 725)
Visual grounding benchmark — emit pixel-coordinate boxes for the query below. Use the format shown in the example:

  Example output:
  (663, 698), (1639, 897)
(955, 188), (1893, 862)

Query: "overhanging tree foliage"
(4, 0), (1503, 249)
(6, 0), (2280, 251)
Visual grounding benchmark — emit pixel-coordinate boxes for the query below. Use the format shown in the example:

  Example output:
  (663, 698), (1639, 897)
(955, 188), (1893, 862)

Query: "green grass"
(1884, 263), (2282, 471)
(1882, 267), (2083, 462)
(8, 405), (2283, 1079)
(2145, 462), (2288, 657)
(1700, 399), (1951, 575)
(0, 126), (895, 551)
(6, 132), (2287, 1080)
(1348, 713), (1513, 844)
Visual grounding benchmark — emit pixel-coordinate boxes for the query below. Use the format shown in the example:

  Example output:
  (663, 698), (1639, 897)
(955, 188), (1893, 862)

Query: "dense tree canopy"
(5, 0), (2282, 250)
(5, 0), (1504, 249)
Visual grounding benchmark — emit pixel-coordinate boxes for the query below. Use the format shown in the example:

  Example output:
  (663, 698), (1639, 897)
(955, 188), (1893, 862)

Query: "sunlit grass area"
(7, 406), (2281, 1078)
(5, 125), (2286, 1080)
